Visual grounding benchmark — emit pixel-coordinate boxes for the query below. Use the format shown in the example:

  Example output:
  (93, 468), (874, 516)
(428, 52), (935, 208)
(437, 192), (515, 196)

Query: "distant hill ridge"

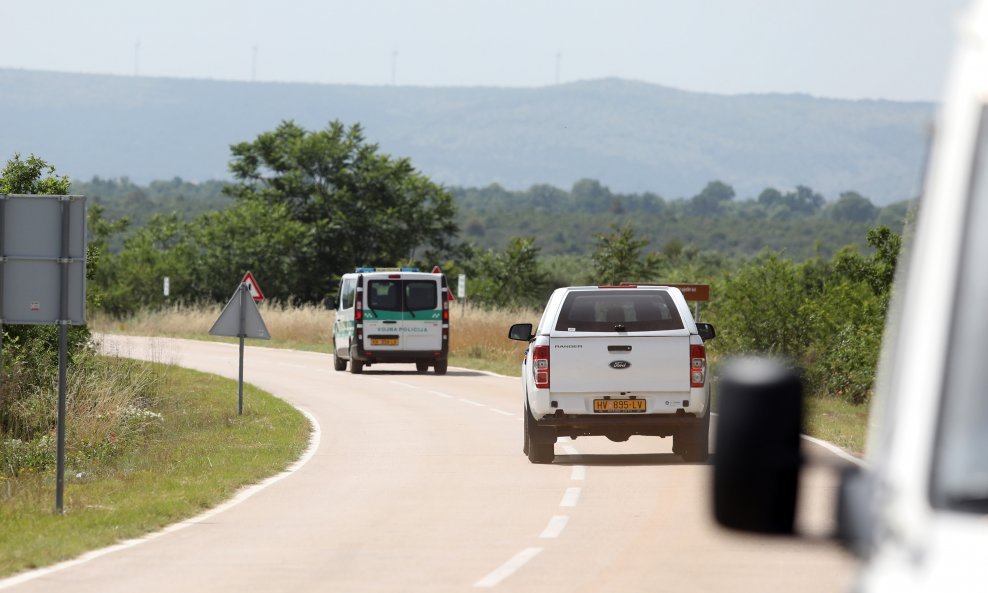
(0, 69), (932, 204)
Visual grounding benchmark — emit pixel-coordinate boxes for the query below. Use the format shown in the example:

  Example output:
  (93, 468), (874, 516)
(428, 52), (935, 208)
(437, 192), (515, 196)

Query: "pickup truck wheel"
(434, 360), (448, 375)
(524, 403), (555, 464)
(416, 361), (430, 373)
(678, 412), (711, 463)
(333, 351), (347, 372)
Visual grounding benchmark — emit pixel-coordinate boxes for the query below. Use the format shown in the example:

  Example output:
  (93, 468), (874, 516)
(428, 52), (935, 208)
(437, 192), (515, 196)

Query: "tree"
(590, 224), (659, 285)
(225, 120), (458, 302)
(690, 180), (735, 216)
(827, 191), (878, 223)
(464, 237), (547, 308)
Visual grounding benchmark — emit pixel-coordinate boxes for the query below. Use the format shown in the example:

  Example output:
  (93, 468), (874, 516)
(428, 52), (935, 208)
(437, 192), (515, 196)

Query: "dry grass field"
(90, 302), (539, 376)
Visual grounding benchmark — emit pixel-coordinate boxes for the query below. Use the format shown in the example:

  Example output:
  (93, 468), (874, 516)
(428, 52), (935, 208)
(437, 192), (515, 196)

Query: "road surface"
(4, 336), (855, 592)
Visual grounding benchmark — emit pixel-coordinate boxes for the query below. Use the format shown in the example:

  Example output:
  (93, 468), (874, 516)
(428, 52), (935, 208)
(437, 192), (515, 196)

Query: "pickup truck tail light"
(532, 345), (550, 389)
(690, 344), (707, 388)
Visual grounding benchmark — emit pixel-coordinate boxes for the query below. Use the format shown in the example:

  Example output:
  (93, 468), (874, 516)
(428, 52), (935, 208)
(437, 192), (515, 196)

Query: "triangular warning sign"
(209, 285), (271, 339)
(240, 271), (265, 302)
(432, 266), (455, 301)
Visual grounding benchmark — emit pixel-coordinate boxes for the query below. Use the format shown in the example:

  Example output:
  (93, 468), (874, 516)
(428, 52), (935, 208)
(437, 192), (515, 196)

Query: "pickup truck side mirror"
(696, 322), (716, 341)
(508, 323), (534, 341)
(713, 357), (803, 535)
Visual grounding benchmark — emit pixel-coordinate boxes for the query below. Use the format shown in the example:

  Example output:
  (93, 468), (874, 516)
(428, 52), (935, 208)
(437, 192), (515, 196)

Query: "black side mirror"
(508, 323), (534, 341)
(713, 357), (803, 535)
(324, 297), (337, 310)
(697, 322), (716, 341)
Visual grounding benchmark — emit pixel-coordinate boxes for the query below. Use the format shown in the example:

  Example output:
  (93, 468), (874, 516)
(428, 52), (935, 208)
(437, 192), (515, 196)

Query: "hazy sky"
(0, 0), (972, 101)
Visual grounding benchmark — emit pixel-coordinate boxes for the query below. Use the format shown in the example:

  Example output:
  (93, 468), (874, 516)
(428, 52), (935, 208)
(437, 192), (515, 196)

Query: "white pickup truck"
(509, 285), (716, 464)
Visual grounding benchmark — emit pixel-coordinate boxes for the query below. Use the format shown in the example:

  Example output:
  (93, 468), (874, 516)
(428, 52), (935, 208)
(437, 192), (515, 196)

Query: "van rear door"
(362, 275), (442, 352)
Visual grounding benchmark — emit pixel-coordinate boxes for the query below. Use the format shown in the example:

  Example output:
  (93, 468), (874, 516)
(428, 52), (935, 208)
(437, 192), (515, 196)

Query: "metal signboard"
(0, 195), (87, 324)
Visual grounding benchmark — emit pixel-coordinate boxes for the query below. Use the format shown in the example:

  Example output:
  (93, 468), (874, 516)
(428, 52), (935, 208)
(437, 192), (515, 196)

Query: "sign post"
(209, 274), (270, 415)
(458, 273), (466, 317)
(0, 194), (87, 514)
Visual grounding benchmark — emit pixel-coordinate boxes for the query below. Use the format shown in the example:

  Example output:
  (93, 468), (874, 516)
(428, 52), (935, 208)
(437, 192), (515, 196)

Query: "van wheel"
(676, 412), (710, 463)
(416, 361), (430, 373)
(333, 351), (347, 372)
(524, 403), (555, 464)
(350, 360), (364, 374)
(434, 360), (448, 375)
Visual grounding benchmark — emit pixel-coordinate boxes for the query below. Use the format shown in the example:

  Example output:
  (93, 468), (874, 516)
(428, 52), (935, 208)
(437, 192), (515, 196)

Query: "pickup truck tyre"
(416, 361), (430, 373)
(333, 350), (347, 372)
(676, 411), (710, 463)
(524, 403), (555, 464)
(434, 360), (448, 375)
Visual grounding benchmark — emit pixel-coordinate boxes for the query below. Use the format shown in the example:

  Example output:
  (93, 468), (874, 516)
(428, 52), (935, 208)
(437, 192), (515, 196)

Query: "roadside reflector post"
(209, 276), (271, 415)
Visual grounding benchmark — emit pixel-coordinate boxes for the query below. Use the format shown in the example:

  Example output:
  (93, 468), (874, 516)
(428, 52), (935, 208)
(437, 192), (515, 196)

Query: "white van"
(332, 268), (450, 375)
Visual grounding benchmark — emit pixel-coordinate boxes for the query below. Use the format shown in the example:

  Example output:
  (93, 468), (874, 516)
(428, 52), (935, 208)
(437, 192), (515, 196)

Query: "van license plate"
(593, 399), (646, 413)
(370, 338), (399, 346)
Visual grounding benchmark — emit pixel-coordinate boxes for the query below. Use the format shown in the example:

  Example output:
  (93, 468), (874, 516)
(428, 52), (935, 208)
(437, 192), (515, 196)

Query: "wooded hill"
(2, 68), (931, 204)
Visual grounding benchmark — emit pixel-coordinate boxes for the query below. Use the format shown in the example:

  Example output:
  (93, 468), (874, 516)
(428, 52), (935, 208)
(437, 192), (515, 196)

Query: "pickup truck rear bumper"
(537, 412), (706, 438)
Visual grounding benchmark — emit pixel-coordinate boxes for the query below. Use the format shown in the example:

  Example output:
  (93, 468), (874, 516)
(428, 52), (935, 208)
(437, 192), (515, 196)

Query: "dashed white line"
(459, 398), (486, 407)
(560, 487), (581, 508)
(428, 390), (454, 399)
(539, 515), (570, 539)
(389, 380), (419, 389)
(570, 465), (586, 481)
(474, 547), (543, 588)
(489, 408), (513, 416)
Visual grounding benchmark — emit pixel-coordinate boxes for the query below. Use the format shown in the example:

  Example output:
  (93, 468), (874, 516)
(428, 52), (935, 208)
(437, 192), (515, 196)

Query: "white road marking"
(428, 390), (454, 399)
(570, 466), (586, 481)
(474, 547), (543, 588)
(459, 398), (486, 407)
(489, 408), (513, 416)
(389, 380), (419, 389)
(539, 515), (570, 539)
(560, 487), (581, 507)
(561, 445), (579, 456)
(0, 408), (323, 591)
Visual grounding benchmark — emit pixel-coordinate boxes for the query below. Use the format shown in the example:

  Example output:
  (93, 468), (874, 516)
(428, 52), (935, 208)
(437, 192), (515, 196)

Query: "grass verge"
(0, 361), (310, 579)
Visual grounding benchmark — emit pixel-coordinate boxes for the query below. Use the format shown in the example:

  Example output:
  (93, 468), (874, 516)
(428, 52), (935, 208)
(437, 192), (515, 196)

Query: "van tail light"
(691, 344), (707, 388)
(355, 299), (362, 320)
(443, 292), (449, 320)
(532, 345), (550, 389)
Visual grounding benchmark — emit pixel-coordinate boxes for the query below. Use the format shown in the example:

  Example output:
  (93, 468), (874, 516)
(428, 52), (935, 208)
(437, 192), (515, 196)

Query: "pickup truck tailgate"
(548, 333), (692, 393)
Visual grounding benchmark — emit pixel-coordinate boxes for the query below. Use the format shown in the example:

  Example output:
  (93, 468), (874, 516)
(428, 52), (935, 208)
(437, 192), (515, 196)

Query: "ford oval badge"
(609, 360), (631, 369)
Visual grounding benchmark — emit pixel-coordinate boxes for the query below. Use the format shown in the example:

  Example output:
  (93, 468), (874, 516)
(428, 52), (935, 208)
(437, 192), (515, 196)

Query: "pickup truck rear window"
(554, 290), (684, 332)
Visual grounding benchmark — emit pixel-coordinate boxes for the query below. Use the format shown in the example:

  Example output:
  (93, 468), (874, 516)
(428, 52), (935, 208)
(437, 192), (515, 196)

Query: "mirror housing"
(508, 323), (534, 341)
(324, 297), (337, 310)
(696, 322), (716, 341)
(713, 357), (803, 535)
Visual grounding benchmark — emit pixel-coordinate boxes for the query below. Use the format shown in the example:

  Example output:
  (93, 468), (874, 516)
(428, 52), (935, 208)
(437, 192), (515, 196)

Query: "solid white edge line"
(0, 408), (323, 591)
(474, 547), (543, 588)
(560, 487), (581, 508)
(570, 466), (587, 481)
(800, 434), (867, 467)
(539, 515), (570, 539)
(710, 412), (866, 468)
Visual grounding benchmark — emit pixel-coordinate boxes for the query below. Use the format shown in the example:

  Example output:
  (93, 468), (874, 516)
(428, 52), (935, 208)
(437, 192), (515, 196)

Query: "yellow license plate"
(370, 338), (399, 346)
(593, 399), (646, 413)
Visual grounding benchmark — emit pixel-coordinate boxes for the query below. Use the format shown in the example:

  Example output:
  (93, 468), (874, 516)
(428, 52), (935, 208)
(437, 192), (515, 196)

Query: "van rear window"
(554, 290), (684, 332)
(366, 279), (438, 312)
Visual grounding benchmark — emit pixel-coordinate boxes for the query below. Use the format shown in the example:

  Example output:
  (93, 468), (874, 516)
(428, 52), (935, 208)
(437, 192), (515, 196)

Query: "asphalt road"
(4, 336), (855, 592)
